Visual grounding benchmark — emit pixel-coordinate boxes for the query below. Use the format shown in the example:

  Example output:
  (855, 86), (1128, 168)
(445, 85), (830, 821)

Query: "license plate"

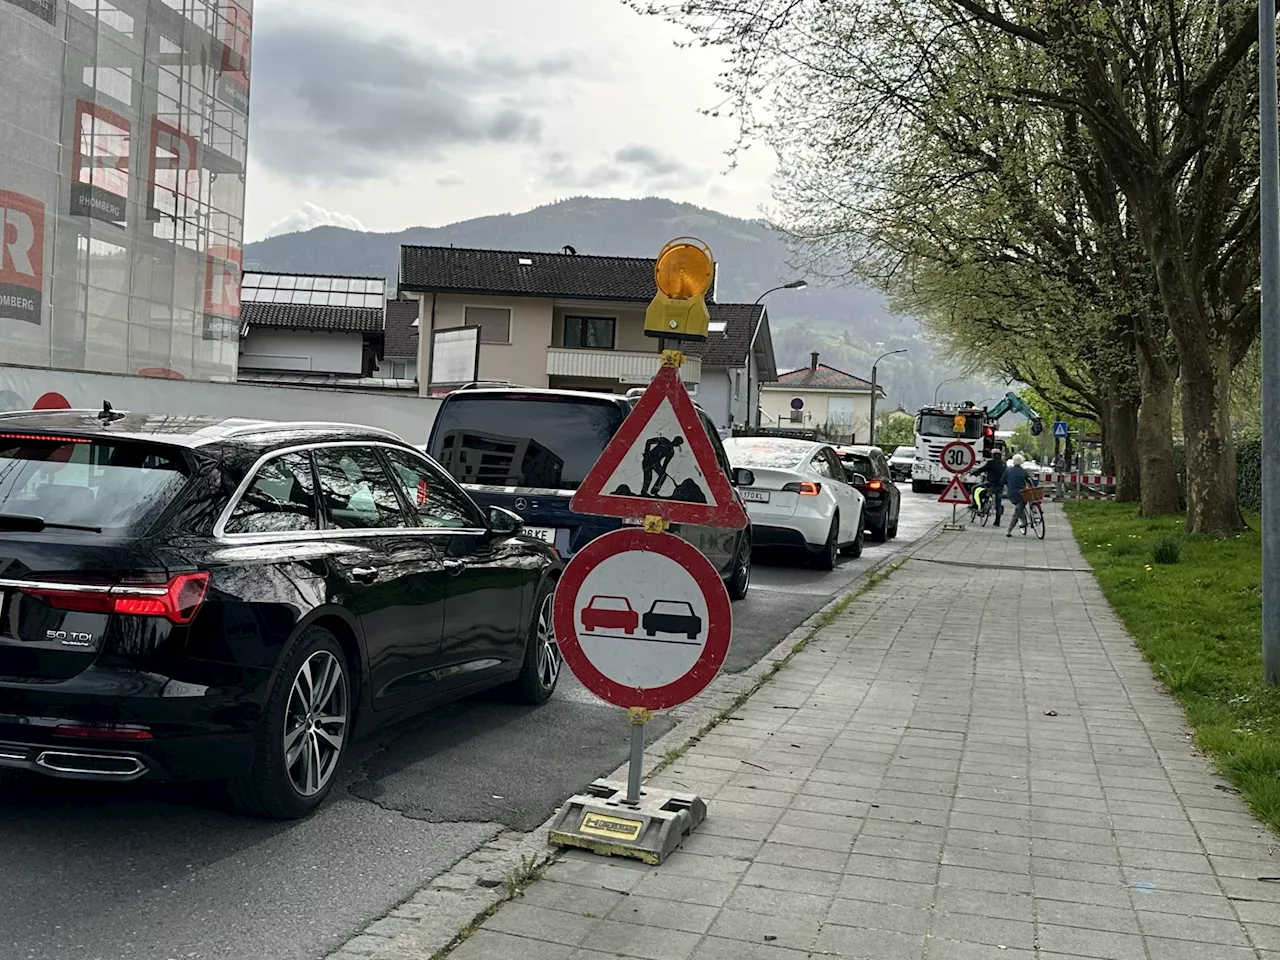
(741, 489), (770, 503)
(524, 526), (559, 544)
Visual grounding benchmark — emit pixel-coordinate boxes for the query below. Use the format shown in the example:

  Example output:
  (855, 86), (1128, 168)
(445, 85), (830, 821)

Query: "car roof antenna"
(97, 401), (125, 424)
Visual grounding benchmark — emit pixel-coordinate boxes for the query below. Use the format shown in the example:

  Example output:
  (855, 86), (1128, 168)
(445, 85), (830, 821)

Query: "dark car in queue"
(426, 387), (753, 601)
(834, 445), (902, 542)
(0, 410), (562, 818)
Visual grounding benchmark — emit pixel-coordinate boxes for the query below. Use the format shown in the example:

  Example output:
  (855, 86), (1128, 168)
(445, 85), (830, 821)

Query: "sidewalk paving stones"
(343, 504), (1280, 959)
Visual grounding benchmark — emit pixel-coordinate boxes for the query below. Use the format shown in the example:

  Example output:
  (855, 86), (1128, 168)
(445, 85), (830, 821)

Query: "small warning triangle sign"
(571, 365), (749, 529)
(938, 475), (972, 505)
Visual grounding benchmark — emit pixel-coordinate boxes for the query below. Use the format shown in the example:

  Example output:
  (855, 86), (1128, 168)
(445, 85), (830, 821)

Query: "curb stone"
(324, 521), (945, 960)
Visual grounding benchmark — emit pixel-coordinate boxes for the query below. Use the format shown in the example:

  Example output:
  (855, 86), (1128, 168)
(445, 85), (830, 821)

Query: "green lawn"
(1064, 501), (1280, 834)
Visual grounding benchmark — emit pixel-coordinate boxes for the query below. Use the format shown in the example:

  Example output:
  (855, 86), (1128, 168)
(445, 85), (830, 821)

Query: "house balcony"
(545, 348), (701, 385)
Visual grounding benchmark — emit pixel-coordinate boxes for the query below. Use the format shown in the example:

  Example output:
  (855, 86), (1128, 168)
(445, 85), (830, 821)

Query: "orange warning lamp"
(645, 237), (714, 341)
(953, 413), (967, 434)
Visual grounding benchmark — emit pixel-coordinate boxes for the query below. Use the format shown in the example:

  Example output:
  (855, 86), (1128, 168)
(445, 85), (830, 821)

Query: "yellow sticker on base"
(579, 813), (644, 841)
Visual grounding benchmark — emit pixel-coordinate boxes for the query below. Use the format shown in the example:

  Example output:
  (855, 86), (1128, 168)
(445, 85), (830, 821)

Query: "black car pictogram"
(642, 600), (702, 640)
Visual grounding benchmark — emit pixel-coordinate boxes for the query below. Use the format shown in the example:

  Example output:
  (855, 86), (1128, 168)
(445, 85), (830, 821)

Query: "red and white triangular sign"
(571, 365), (748, 529)
(938, 475), (972, 505)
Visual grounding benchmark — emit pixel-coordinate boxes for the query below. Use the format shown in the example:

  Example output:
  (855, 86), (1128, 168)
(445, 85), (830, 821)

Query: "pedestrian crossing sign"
(571, 365), (749, 529)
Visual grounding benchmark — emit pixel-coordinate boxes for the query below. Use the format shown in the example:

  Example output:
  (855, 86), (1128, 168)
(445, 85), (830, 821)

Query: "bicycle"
(1019, 486), (1046, 540)
(968, 483), (994, 526)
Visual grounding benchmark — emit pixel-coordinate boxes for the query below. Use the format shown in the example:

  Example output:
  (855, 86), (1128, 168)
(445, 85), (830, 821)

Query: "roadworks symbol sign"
(570, 365), (748, 529)
(938, 476), (972, 505)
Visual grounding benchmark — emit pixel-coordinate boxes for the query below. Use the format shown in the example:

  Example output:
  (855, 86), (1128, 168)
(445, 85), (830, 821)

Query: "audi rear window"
(430, 396), (626, 490)
(0, 434), (189, 536)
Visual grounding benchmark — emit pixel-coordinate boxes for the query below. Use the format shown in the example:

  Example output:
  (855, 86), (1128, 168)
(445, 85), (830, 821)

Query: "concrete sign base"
(548, 778), (707, 865)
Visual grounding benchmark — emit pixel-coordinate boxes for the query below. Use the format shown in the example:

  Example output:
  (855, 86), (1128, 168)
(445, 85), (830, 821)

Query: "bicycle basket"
(1020, 487), (1045, 504)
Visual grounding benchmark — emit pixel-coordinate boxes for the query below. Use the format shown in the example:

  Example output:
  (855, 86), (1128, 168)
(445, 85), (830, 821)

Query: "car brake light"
(55, 723), (153, 740)
(0, 433), (91, 444)
(866, 478), (883, 491)
(21, 572), (210, 625)
(783, 481), (822, 496)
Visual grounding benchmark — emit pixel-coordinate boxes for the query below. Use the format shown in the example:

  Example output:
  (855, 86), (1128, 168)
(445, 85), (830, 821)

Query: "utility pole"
(1261, 0), (1280, 685)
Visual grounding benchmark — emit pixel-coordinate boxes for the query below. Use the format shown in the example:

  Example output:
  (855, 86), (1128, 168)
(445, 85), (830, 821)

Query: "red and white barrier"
(1039, 473), (1117, 500)
(1040, 473), (1115, 486)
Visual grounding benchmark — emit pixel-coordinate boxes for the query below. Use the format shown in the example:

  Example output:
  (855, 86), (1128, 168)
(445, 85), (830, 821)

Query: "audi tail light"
(20, 572), (211, 625)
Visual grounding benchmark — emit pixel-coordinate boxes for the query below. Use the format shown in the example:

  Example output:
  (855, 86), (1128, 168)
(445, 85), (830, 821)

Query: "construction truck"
(910, 393), (1042, 493)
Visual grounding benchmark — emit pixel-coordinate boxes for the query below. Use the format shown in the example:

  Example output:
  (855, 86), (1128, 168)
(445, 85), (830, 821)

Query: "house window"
(464, 306), (512, 344)
(563, 315), (616, 350)
(734, 371), (743, 400)
(790, 408), (804, 423)
(390, 362), (407, 379)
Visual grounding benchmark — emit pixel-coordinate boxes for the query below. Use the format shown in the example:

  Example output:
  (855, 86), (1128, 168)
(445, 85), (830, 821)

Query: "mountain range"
(242, 196), (983, 410)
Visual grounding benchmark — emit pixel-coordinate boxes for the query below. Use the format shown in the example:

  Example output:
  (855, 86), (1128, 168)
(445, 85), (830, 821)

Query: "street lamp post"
(868, 349), (907, 445)
(745, 280), (807, 428)
(1261, 0), (1280, 685)
(933, 376), (965, 405)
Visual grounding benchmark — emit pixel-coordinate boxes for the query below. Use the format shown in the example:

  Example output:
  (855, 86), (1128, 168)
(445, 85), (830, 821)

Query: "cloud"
(248, 16), (573, 181)
(265, 202), (367, 237)
(537, 144), (713, 192)
(435, 174), (467, 188)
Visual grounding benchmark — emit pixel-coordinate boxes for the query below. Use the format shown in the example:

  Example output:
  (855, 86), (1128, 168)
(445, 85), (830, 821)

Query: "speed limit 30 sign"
(940, 440), (977, 475)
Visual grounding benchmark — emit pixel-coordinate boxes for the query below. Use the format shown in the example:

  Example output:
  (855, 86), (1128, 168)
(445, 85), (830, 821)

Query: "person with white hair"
(1004, 453), (1030, 536)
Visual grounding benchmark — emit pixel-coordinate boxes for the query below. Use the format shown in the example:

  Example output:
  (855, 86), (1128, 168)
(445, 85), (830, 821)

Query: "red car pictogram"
(581, 595), (639, 634)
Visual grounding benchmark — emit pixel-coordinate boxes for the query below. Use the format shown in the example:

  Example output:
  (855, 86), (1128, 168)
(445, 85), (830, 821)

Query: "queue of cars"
(0, 392), (916, 818)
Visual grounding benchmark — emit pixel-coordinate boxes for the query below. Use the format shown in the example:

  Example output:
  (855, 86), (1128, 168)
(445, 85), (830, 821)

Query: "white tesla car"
(722, 437), (867, 569)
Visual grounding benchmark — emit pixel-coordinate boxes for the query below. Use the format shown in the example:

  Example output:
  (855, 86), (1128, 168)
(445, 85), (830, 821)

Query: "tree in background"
(634, 0), (1260, 534)
(874, 409), (916, 453)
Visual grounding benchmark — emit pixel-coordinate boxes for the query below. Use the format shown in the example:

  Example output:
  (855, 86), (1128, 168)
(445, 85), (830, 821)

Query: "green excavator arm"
(987, 392), (1044, 436)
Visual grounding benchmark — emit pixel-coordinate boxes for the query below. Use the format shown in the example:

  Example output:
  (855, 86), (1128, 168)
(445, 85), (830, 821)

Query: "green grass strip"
(1063, 502), (1279, 834)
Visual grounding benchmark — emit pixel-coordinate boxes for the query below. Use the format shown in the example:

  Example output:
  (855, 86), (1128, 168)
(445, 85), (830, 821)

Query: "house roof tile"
(770, 363), (877, 391)
(240, 301), (384, 334)
(399, 245), (702, 303)
(683, 303), (763, 367)
(383, 299), (419, 359)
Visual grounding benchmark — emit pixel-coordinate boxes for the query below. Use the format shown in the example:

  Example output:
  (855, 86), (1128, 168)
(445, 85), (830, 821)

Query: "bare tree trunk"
(1108, 388), (1140, 502)
(1179, 340), (1244, 533)
(1135, 347), (1181, 517)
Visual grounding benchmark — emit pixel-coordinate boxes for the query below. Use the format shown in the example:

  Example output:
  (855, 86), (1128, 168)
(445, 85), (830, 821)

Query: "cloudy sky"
(243, 0), (778, 241)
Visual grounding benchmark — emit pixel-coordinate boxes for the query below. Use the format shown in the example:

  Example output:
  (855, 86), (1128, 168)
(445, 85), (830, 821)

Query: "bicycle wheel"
(1031, 503), (1046, 540)
(979, 500), (991, 526)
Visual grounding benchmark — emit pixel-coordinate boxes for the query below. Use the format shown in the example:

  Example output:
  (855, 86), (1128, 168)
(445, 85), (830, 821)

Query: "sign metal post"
(547, 238), (745, 864)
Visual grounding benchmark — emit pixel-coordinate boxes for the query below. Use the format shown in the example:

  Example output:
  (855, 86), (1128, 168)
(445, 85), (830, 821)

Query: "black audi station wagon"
(0, 409), (562, 818)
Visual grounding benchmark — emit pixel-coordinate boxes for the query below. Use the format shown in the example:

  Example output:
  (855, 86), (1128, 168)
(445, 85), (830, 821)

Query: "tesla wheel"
(870, 510), (889, 543)
(888, 505), (899, 540)
(727, 536), (751, 602)
(911, 479), (927, 493)
(230, 625), (350, 820)
(814, 515), (839, 571)
(512, 585), (561, 704)
(844, 514), (865, 559)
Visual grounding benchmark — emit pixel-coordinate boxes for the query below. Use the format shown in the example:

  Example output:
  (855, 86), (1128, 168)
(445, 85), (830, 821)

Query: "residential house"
(237, 272), (402, 387)
(397, 245), (706, 395)
(684, 303), (779, 433)
(760, 353), (885, 442)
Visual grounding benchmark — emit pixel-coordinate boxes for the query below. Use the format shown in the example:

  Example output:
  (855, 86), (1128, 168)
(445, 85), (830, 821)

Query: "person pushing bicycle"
(968, 448), (1006, 526)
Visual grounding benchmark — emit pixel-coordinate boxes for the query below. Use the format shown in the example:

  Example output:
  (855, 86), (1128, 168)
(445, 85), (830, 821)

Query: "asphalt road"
(0, 488), (953, 960)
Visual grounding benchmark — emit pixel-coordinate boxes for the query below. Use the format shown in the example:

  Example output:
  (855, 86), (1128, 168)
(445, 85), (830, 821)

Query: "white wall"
(0, 364), (441, 447)
(697, 368), (732, 431)
(240, 329), (364, 375)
